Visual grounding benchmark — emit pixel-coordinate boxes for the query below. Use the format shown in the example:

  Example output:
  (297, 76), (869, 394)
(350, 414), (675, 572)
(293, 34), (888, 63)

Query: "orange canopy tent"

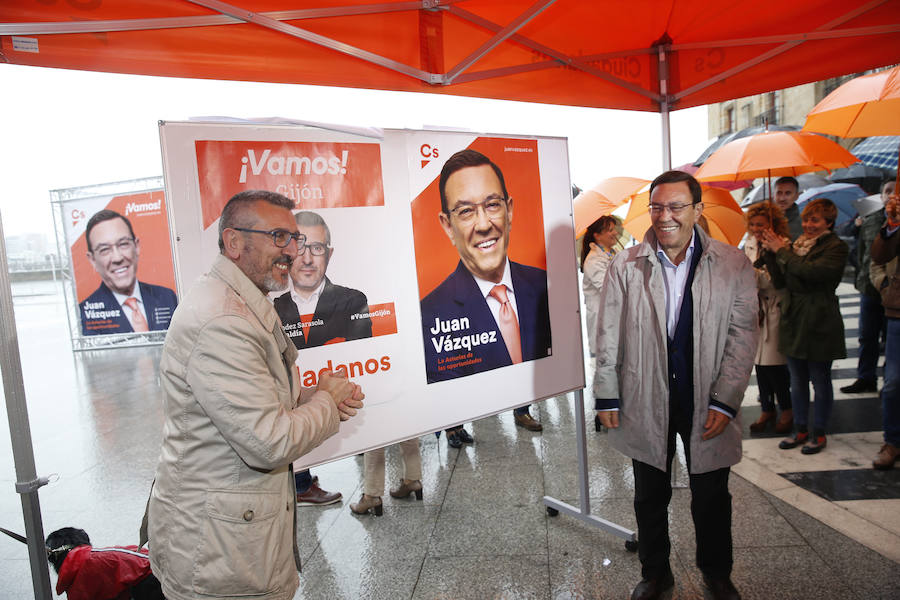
(2, 1), (899, 165)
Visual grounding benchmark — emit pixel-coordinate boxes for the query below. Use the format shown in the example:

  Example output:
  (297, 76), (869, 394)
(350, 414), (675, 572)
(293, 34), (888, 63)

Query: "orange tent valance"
(2, 0), (899, 112)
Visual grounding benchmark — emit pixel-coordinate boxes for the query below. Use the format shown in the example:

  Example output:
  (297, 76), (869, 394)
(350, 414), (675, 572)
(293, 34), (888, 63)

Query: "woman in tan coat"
(743, 204), (793, 434)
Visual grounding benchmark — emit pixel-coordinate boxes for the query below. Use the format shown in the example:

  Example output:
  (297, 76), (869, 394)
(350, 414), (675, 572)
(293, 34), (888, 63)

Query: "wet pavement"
(2, 280), (899, 599)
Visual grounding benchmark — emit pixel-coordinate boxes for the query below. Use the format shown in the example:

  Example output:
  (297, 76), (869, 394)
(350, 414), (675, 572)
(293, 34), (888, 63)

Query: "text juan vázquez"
(430, 316), (498, 353)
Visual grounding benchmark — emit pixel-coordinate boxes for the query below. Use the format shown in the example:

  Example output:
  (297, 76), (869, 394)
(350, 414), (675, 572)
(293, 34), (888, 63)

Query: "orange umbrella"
(623, 186), (745, 247)
(693, 130), (860, 183)
(802, 66), (900, 137)
(573, 177), (649, 238)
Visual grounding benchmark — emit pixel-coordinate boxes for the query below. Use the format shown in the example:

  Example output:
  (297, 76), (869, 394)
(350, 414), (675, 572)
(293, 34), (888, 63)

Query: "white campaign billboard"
(160, 121), (584, 468)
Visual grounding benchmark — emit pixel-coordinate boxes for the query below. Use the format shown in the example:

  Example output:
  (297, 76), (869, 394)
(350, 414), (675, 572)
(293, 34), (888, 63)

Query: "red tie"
(489, 284), (522, 364)
(123, 297), (149, 332)
(299, 314), (313, 342)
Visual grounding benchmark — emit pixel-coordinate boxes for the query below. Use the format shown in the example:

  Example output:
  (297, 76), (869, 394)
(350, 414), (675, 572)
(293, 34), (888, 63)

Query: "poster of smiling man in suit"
(415, 141), (552, 384)
(79, 208), (178, 336)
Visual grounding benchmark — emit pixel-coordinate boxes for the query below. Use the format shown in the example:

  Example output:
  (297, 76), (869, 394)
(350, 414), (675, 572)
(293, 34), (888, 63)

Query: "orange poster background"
(369, 302), (398, 337)
(71, 190), (177, 303)
(411, 137), (546, 299)
(195, 140), (384, 230)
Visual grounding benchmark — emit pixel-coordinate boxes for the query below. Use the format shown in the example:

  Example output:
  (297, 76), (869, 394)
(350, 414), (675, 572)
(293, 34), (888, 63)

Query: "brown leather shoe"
(749, 411), (775, 433)
(774, 409), (793, 434)
(349, 494), (383, 516)
(514, 412), (543, 431)
(389, 478), (423, 500)
(630, 571), (674, 600)
(873, 443), (900, 470)
(296, 482), (342, 506)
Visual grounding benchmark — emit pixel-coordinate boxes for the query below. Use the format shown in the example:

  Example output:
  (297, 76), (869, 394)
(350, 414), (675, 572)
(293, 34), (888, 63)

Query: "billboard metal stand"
(0, 211), (54, 600)
(542, 388), (638, 552)
(50, 176), (171, 352)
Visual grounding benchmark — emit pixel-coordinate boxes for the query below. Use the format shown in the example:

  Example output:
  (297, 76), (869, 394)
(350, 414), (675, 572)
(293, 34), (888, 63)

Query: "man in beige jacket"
(147, 190), (364, 600)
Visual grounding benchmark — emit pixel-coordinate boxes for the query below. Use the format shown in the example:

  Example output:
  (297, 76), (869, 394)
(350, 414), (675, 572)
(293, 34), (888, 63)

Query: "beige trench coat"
(148, 255), (340, 600)
(582, 242), (615, 356)
(593, 227), (758, 474)
(743, 237), (787, 366)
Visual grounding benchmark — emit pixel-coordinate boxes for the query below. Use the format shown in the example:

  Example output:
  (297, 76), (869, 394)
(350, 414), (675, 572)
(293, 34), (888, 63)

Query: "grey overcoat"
(593, 227), (758, 474)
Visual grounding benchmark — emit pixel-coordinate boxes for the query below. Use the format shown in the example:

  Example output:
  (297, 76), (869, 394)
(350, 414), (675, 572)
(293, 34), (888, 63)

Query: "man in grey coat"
(595, 171), (758, 600)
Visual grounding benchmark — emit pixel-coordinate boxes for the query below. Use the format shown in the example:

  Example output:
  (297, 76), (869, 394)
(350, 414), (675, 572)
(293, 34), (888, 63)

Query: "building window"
(725, 106), (735, 133)
(754, 93), (778, 128)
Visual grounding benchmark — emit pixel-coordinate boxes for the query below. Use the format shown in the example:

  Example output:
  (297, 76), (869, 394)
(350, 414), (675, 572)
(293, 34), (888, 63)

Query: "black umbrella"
(828, 163), (891, 194)
(693, 124), (801, 167)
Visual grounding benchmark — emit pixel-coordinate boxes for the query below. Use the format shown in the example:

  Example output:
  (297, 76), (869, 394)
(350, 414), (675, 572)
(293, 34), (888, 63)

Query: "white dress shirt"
(113, 283), (147, 330)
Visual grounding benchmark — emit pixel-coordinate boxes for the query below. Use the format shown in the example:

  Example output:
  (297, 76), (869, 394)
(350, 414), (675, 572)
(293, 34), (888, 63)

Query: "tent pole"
(661, 104), (672, 172)
(0, 211), (53, 600)
(657, 43), (672, 171)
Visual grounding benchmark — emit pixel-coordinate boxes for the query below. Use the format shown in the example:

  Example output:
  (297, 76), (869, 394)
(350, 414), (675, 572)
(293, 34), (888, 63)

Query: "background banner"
(53, 181), (178, 346)
(160, 121), (584, 468)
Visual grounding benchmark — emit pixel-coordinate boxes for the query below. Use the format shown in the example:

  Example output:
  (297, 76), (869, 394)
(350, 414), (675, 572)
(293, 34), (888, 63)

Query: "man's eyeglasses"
(447, 196), (508, 223)
(647, 202), (697, 216)
(91, 237), (136, 258)
(233, 228), (306, 248)
(297, 242), (330, 256)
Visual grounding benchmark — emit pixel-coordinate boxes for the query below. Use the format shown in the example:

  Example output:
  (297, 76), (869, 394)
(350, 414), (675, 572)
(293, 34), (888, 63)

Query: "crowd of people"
(743, 177), (897, 462)
(46, 165), (898, 600)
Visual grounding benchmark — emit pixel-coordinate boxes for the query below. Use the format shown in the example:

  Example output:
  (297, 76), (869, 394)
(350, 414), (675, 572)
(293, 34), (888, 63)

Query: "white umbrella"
(854, 193), (885, 218)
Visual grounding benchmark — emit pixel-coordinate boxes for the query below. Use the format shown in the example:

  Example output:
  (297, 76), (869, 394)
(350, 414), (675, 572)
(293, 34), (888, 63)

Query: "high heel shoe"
(774, 409), (793, 434)
(389, 479), (423, 500)
(349, 494), (383, 516)
(749, 411), (775, 434)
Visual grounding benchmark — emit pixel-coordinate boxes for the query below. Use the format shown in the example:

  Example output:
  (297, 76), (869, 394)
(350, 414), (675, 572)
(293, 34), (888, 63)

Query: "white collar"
(112, 281), (143, 306)
(472, 259), (514, 299)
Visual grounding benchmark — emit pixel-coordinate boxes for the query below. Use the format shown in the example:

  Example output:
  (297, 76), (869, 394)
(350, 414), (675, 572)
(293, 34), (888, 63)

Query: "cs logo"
(420, 144), (439, 168)
(71, 209), (86, 228)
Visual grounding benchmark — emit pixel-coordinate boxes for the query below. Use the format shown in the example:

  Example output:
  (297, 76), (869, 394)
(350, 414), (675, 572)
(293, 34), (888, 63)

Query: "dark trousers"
(756, 364), (791, 413)
(632, 410), (733, 580)
(787, 356), (834, 433)
(858, 293), (885, 382)
(882, 318), (900, 446)
(294, 469), (312, 494)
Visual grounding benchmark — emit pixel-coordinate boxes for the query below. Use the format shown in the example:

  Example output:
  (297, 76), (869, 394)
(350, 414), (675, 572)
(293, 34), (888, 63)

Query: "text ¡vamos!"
(124, 199), (161, 216)
(239, 149), (349, 183)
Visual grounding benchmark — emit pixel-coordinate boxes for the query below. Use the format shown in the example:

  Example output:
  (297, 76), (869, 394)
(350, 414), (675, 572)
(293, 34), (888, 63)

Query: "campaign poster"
(62, 189), (178, 338)
(190, 137), (397, 350)
(161, 122), (583, 469)
(409, 136), (552, 384)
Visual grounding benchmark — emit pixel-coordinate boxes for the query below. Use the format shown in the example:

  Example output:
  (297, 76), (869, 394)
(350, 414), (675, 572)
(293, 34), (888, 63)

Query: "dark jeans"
(294, 469), (312, 494)
(883, 318), (900, 446)
(755, 364), (791, 412)
(632, 411), (733, 580)
(857, 293), (885, 382)
(513, 405), (532, 416)
(787, 356), (834, 434)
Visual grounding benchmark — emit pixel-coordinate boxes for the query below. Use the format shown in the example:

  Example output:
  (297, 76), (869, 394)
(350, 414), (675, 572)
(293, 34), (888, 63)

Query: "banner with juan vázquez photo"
(64, 190), (178, 337)
(409, 135), (552, 384)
